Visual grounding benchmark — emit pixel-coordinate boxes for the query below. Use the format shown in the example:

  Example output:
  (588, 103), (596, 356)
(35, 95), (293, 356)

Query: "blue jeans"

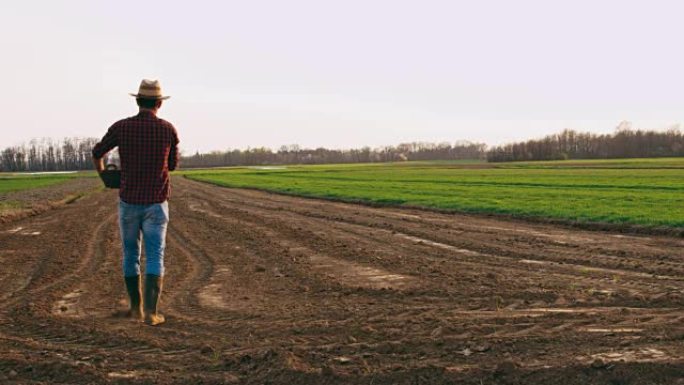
(118, 200), (169, 277)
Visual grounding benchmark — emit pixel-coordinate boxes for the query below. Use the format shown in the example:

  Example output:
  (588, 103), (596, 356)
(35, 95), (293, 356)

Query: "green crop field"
(183, 158), (684, 228)
(495, 157), (684, 169)
(0, 173), (81, 194)
(0, 172), (98, 216)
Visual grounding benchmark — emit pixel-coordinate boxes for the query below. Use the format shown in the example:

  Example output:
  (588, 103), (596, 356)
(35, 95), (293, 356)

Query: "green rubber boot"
(144, 274), (165, 326)
(124, 275), (143, 321)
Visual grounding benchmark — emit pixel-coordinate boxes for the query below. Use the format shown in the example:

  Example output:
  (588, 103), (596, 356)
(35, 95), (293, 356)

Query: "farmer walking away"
(92, 79), (180, 326)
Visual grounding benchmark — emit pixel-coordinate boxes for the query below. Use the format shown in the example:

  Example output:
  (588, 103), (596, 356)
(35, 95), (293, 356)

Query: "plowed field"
(1, 177), (683, 384)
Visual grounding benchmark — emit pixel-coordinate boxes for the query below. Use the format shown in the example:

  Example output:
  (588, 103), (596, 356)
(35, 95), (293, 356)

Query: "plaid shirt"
(93, 110), (180, 204)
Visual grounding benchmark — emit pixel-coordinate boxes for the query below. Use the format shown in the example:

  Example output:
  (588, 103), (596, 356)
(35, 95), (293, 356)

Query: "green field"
(496, 157), (684, 169)
(183, 158), (684, 228)
(0, 173), (81, 194)
(0, 172), (98, 216)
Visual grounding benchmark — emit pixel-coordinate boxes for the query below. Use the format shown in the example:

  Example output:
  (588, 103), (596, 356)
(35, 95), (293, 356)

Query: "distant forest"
(0, 139), (486, 171)
(486, 122), (684, 162)
(181, 141), (487, 168)
(0, 138), (100, 172)
(0, 124), (682, 172)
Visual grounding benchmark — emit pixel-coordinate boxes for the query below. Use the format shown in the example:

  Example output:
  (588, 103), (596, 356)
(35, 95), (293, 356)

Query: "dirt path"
(0, 177), (682, 384)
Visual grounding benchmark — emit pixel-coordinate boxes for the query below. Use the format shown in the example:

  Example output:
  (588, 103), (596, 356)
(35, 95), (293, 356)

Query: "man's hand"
(92, 156), (105, 174)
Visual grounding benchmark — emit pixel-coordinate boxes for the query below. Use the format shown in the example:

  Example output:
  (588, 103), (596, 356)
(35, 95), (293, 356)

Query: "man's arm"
(92, 123), (119, 173)
(92, 156), (105, 173)
(168, 126), (180, 171)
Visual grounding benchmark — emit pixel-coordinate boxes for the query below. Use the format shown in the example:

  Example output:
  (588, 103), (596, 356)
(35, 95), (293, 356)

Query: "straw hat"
(129, 79), (171, 100)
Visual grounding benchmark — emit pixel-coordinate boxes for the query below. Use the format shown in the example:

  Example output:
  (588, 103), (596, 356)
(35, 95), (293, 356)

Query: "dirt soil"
(0, 177), (683, 384)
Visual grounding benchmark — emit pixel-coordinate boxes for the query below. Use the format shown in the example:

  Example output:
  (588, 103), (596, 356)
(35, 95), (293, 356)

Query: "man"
(92, 79), (179, 326)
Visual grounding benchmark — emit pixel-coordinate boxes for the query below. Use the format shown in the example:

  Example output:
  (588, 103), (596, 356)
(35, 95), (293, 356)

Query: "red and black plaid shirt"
(93, 110), (179, 204)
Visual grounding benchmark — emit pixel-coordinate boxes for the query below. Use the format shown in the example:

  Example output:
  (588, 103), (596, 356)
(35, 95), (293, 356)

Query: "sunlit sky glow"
(2, 1), (683, 153)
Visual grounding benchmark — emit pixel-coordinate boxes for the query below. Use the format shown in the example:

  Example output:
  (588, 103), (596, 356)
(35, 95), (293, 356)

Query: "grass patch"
(182, 159), (684, 228)
(0, 172), (93, 194)
(497, 157), (684, 169)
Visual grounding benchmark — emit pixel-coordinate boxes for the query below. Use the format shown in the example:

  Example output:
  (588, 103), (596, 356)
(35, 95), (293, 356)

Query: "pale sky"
(2, 1), (683, 153)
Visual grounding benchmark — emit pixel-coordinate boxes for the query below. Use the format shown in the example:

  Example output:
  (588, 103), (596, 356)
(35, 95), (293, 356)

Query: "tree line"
(181, 141), (487, 168)
(487, 123), (684, 162)
(0, 138), (102, 172)
(0, 138), (486, 171)
(1, 124), (682, 171)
